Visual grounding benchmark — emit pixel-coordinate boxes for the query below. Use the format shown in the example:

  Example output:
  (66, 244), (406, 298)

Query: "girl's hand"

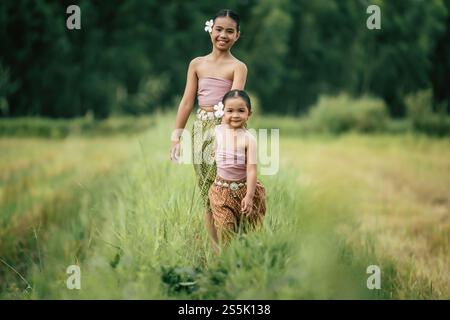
(170, 140), (180, 163)
(241, 195), (254, 216)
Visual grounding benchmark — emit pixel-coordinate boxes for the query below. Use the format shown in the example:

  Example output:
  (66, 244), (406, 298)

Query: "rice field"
(0, 112), (449, 299)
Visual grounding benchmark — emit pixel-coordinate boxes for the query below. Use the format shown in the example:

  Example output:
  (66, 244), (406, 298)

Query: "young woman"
(170, 9), (248, 254)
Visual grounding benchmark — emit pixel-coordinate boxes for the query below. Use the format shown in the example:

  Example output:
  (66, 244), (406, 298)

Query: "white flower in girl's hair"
(213, 101), (224, 111)
(214, 109), (224, 118)
(213, 101), (224, 118)
(204, 19), (213, 33)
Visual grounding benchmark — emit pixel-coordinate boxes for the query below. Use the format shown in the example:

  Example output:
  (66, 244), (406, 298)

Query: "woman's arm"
(231, 62), (248, 90)
(241, 133), (257, 215)
(171, 58), (199, 142)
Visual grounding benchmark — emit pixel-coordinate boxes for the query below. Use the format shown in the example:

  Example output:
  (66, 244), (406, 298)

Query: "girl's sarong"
(208, 176), (266, 243)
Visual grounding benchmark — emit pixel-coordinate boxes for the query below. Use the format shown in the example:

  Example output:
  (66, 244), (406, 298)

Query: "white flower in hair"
(214, 109), (224, 118)
(213, 101), (224, 118)
(213, 101), (224, 111)
(204, 19), (213, 33)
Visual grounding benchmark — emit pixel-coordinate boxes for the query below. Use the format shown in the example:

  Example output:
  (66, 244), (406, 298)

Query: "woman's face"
(222, 97), (251, 129)
(210, 16), (240, 51)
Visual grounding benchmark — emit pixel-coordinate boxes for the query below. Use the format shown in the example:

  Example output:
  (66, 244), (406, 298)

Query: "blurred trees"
(0, 0), (448, 118)
(356, 0), (448, 117)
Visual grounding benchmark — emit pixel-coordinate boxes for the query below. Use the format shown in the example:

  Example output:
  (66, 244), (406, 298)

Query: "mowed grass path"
(0, 113), (448, 299)
(282, 134), (449, 298)
(0, 133), (143, 294)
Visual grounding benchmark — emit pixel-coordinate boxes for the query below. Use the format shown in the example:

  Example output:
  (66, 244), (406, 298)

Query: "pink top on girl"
(214, 124), (247, 181)
(197, 77), (232, 106)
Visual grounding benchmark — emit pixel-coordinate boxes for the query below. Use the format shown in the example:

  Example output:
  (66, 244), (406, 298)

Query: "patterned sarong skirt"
(192, 117), (221, 210)
(208, 176), (266, 242)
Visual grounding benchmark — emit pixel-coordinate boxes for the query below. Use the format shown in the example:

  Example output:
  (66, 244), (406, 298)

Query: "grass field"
(0, 112), (449, 299)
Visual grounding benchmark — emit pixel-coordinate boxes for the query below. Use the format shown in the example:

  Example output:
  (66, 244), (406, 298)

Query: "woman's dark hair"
(214, 9), (240, 32)
(222, 89), (251, 112)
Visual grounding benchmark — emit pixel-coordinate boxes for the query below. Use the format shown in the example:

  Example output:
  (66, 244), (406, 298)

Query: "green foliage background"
(0, 0), (449, 118)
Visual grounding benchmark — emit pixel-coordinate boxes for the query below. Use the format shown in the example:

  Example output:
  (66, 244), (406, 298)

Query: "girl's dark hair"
(214, 9), (240, 32)
(222, 90), (251, 112)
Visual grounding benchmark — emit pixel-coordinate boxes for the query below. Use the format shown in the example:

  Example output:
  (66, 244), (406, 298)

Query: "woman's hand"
(241, 194), (254, 216)
(170, 140), (180, 163)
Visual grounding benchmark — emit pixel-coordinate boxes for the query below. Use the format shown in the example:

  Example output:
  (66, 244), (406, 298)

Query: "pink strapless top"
(216, 150), (247, 181)
(215, 124), (247, 181)
(197, 77), (232, 106)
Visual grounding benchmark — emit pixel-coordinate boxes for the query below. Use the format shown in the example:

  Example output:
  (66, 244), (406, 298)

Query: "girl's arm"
(171, 58), (199, 142)
(231, 62), (248, 90)
(241, 133), (257, 214)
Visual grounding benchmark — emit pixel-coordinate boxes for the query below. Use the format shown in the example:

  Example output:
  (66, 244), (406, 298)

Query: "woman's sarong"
(192, 117), (222, 211)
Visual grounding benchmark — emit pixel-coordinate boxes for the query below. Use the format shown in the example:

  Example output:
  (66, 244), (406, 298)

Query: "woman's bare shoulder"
(190, 55), (214, 69)
(231, 57), (247, 71)
(230, 57), (247, 86)
(189, 56), (203, 68)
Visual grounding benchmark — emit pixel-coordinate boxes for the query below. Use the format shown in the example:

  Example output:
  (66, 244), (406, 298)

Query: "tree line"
(0, 0), (448, 119)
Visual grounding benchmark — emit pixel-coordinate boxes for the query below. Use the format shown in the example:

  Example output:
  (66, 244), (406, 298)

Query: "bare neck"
(210, 47), (233, 61)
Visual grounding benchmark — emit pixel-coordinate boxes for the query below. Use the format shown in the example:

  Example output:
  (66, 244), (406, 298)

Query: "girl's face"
(222, 97), (251, 129)
(210, 16), (240, 51)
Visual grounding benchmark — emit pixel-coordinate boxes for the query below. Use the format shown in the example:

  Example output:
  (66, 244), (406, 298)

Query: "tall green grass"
(405, 89), (450, 137)
(250, 92), (450, 137)
(0, 115), (155, 138)
(1, 112), (448, 299)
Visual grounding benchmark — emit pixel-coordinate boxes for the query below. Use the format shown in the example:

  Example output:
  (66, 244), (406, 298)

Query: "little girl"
(208, 90), (266, 245)
(170, 9), (248, 253)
